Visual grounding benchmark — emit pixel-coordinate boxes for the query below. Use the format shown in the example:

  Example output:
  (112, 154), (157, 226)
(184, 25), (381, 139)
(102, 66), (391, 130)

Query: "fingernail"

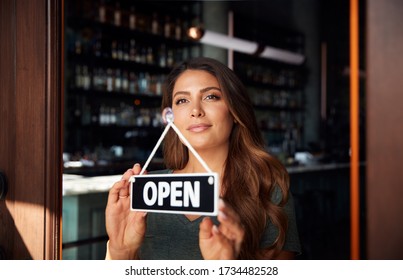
(134, 163), (140, 167)
(142, 212), (148, 218)
(213, 225), (220, 234)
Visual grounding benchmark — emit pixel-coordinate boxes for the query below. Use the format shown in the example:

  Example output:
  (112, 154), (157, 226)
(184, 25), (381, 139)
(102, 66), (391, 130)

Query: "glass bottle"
(111, 40), (118, 59)
(158, 44), (167, 68)
(129, 39), (137, 61)
(75, 65), (83, 89)
(151, 13), (159, 35)
(175, 19), (182, 40)
(129, 6), (136, 30)
(114, 2), (121, 26)
(146, 47), (154, 65)
(164, 15), (172, 38)
(98, 0), (106, 23)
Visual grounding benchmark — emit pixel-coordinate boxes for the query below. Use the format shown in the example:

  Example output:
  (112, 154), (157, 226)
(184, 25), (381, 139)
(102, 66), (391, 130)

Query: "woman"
(105, 57), (301, 260)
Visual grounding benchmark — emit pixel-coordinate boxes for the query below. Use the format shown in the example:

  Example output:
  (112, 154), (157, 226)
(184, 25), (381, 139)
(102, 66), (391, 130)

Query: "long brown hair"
(161, 57), (289, 259)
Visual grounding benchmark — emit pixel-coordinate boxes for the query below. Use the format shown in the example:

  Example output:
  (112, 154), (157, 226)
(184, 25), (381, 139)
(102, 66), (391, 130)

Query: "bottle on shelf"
(114, 69), (122, 92)
(167, 49), (174, 67)
(158, 44), (167, 68)
(117, 41), (124, 60)
(110, 107), (117, 125)
(129, 72), (138, 94)
(74, 37), (82, 55)
(92, 32), (102, 57)
(123, 42), (130, 61)
(175, 19), (182, 40)
(82, 65), (91, 90)
(129, 6), (137, 30)
(98, 0), (106, 23)
(106, 68), (114, 92)
(99, 104), (106, 126)
(129, 39), (137, 61)
(151, 13), (160, 35)
(114, 2), (121, 26)
(111, 40), (118, 59)
(146, 47), (154, 65)
(122, 70), (129, 93)
(75, 65), (83, 89)
(164, 15), (172, 38)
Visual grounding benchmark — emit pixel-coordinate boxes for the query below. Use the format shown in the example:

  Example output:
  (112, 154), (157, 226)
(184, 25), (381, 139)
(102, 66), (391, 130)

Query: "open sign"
(130, 173), (219, 216)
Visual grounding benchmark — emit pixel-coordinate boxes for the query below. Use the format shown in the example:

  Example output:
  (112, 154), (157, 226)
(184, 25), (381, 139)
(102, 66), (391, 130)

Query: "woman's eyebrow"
(173, 91), (190, 98)
(200, 86), (221, 93)
(173, 87), (221, 98)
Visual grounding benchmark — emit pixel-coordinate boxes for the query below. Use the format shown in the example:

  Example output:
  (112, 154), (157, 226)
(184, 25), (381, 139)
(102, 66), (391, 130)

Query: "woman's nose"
(191, 103), (205, 118)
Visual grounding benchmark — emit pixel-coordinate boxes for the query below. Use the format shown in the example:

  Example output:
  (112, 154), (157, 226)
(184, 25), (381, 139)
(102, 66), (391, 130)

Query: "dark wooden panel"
(0, 0), (20, 259)
(0, 0), (62, 259)
(13, 0), (47, 259)
(366, 0), (403, 259)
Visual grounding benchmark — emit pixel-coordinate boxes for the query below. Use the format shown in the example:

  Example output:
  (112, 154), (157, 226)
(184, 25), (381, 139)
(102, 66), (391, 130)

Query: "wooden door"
(0, 0), (63, 259)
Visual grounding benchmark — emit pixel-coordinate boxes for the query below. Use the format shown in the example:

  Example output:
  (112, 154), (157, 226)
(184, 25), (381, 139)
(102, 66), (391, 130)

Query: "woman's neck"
(180, 146), (228, 175)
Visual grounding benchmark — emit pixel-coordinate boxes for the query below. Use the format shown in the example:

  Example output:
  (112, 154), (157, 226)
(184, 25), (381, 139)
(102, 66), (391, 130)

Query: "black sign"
(130, 173), (218, 215)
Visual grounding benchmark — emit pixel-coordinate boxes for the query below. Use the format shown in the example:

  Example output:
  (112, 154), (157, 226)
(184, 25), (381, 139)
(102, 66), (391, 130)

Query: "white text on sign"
(143, 181), (200, 208)
(131, 173), (218, 215)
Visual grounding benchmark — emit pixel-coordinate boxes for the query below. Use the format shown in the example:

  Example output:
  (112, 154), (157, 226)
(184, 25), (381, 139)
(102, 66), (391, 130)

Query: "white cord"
(140, 122), (172, 175)
(139, 114), (212, 175)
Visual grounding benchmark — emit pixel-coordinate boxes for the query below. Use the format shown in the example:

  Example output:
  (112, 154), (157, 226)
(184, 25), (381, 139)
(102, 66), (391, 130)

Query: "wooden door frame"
(0, 0), (63, 259)
(366, 0), (403, 259)
(45, 0), (64, 260)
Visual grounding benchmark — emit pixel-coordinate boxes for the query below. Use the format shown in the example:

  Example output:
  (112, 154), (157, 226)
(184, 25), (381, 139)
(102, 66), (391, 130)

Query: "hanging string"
(139, 107), (212, 175)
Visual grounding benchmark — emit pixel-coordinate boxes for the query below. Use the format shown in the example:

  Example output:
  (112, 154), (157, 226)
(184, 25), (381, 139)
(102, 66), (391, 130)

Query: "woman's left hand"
(199, 199), (245, 259)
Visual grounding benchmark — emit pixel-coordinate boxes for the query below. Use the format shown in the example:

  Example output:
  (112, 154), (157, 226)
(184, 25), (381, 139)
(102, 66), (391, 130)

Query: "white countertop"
(63, 174), (122, 196)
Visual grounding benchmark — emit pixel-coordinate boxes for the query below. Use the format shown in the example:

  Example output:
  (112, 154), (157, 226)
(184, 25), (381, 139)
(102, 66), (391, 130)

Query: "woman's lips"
(187, 123), (212, 132)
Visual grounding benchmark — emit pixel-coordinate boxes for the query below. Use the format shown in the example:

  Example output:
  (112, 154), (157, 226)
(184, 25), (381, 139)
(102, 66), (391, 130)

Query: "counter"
(62, 162), (353, 196)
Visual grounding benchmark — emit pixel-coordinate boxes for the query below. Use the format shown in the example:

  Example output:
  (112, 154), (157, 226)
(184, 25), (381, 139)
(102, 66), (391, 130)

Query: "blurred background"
(61, 0), (364, 260)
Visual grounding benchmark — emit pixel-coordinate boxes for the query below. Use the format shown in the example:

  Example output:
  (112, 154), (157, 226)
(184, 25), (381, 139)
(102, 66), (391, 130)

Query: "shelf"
(65, 2), (194, 161)
(67, 15), (199, 45)
(67, 88), (162, 103)
(67, 124), (163, 132)
(240, 76), (305, 91)
(67, 53), (174, 74)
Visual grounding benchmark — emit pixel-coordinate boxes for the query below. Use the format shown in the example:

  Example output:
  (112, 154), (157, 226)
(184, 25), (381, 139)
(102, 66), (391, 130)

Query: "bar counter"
(62, 162), (351, 195)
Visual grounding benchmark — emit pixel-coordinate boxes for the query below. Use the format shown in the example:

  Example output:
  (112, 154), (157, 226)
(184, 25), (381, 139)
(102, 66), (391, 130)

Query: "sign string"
(139, 108), (213, 176)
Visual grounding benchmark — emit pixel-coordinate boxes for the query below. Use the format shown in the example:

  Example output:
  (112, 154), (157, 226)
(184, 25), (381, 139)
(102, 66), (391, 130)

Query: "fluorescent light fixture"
(188, 27), (305, 65)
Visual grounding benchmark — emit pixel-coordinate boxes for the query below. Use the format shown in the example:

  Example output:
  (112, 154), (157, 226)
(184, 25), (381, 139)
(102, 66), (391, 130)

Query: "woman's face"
(171, 69), (234, 152)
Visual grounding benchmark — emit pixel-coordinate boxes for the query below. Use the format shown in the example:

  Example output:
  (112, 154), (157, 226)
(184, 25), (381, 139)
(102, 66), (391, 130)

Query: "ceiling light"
(187, 27), (305, 65)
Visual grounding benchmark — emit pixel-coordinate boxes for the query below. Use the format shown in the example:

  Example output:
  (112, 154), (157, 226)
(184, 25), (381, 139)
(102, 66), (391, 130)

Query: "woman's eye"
(175, 98), (188, 105)
(205, 94), (220, 101)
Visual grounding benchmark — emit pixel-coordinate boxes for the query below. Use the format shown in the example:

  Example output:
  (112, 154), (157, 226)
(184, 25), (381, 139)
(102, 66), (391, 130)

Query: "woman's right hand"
(105, 163), (148, 259)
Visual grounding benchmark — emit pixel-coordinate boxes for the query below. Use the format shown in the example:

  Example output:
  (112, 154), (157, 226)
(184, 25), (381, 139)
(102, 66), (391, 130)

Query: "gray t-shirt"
(138, 169), (301, 259)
